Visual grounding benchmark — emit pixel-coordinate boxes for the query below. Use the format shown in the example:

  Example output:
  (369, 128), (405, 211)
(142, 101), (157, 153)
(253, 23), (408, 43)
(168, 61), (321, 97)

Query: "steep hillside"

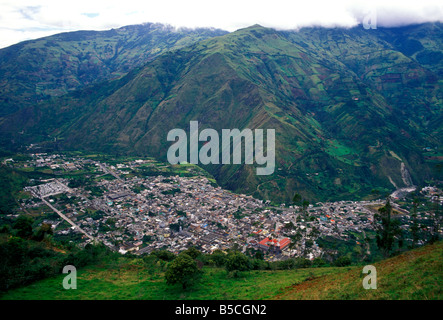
(275, 240), (443, 300)
(0, 23), (441, 202)
(0, 23), (227, 116)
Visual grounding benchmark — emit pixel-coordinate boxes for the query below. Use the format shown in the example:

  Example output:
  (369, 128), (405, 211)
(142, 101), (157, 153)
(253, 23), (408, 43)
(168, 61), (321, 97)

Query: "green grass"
(324, 139), (360, 166)
(0, 261), (342, 300)
(276, 241), (443, 300)
(1, 242), (441, 300)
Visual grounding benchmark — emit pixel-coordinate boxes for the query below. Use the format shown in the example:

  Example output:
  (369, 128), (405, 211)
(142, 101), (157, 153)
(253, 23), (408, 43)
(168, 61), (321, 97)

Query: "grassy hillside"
(0, 23), (227, 116)
(1, 241), (441, 300)
(0, 263), (340, 300)
(276, 240), (443, 300)
(0, 163), (31, 214)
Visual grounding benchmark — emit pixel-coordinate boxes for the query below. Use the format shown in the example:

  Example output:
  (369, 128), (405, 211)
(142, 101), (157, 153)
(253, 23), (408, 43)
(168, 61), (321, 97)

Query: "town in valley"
(3, 152), (442, 262)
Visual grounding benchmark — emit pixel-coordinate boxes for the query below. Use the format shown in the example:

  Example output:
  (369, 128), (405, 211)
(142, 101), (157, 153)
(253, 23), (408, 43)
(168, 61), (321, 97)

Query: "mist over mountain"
(0, 22), (441, 202)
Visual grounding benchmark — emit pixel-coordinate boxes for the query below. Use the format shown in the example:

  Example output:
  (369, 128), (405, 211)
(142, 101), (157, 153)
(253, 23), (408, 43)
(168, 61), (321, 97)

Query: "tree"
(254, 250), (264, 260)
(209, 250), (227, 267)
(294, 257), (312, 268)
(33, 223), (53, 241)
(152, 249), (175, 261)
(310, 226), (320, 238)
(12, 215), (34, 239)
(169, 223), (181, 233)
(305, 239), (314, 249)
(302, 200), (310, 214)
(429, 200), (441, 244)
(410, 198), (420, 248)
(292, 193), (302, 205)
(333, 255), (351, 267)
(293, 193), (310, 213)
(225, 251), (251, 276)
(165, 253), (202, 290)
(374, 198), (402, 257)
(284, 221), (295, 231)
(182, 246), (201, 259)
(312, 257), (327, 267)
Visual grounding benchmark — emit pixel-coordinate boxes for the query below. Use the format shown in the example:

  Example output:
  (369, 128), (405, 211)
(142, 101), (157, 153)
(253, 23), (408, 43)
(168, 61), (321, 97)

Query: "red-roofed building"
(258, 237), (291, 254)
(279, 238), (291, 250)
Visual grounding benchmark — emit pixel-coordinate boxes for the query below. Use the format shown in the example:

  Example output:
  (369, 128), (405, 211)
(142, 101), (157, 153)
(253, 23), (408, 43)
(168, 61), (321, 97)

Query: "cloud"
(0, 0), (442, 48)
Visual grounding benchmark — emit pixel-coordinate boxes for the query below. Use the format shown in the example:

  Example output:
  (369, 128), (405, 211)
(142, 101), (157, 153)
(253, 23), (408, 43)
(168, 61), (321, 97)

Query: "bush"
(12, 215), (34, 239)
(182, 247), (200, 259)
(333, 256), (352, 267)
(312, 257), (328, 267)
(209, 250), (226, 267)
(151, 249), (176, 261)
(225, 252), (251, 275)
(32, 223), (53, 241)
(249, 259), (266, 270)
(277, 259), (296, 270)
(0, 220), (115, 292)
(294, 257), (312, 268)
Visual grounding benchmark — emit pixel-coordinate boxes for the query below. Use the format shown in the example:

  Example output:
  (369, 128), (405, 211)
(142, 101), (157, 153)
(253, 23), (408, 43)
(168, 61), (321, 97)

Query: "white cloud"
(0, 0), (442, 48)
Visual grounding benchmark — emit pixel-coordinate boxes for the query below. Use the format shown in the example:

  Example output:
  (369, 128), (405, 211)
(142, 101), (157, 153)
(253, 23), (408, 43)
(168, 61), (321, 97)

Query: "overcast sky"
(1, 0), (442, 48)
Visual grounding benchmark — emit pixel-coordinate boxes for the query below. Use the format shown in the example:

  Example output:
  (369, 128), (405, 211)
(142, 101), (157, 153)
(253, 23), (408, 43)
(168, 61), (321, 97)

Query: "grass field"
(0, 261), (343, 300)
(0, 241), (443, 300)
(1, 241), (441, 300)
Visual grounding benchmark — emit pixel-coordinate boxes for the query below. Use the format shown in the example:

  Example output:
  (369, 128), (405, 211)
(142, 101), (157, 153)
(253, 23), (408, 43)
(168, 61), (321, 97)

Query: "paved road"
(41, 197), (95, 241)
(97, 163), (123, 182)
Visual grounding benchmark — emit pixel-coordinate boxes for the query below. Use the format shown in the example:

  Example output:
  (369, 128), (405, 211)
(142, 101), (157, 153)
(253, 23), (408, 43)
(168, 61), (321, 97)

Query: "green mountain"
(0, 23), (442, 202)
(0, 23), (227, 116)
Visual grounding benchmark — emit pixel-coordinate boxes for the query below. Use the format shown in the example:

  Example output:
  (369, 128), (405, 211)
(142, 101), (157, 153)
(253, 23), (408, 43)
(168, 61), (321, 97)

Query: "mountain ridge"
(0, 22), (228, 117)
(0, 23), (441, 202)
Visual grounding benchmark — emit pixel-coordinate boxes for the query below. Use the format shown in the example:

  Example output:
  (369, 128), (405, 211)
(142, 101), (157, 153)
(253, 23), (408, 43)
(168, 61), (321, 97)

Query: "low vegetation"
(275, 240), (443, 300)
(1, 223), (441, 300)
